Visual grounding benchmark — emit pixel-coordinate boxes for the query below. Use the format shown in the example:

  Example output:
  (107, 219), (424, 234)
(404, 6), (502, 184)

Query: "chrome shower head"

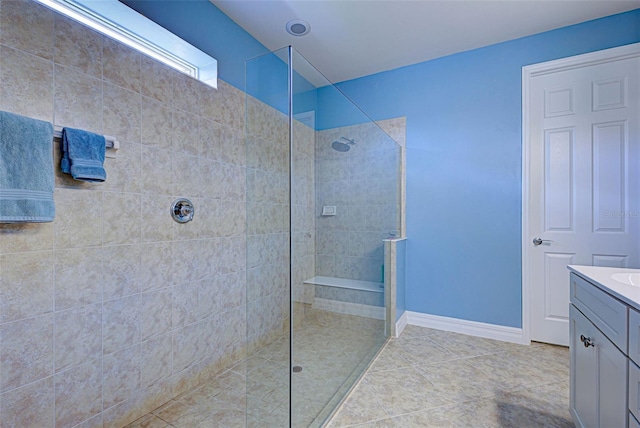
(331, 137), (355, 152)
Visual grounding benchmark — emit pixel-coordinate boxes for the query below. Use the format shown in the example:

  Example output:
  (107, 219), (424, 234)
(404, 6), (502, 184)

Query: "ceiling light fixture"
(286, 19), (310, 36)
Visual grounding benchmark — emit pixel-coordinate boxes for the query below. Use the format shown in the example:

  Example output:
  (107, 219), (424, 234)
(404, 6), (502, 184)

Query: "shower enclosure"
(244, 47), (401, 426)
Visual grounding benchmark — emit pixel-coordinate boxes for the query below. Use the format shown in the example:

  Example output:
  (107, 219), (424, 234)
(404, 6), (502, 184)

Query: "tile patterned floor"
(327, 325), (572, 428)
(127, 323), (571, 428)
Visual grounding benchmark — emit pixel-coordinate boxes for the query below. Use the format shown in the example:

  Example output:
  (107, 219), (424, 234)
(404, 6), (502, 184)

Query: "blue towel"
(61, 127), (107, 182)
(0, 110), (55, 223)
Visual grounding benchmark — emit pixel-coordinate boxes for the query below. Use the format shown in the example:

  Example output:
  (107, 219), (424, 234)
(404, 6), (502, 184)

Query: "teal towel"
(0, 110), (55, 223)
(61, 127), (106, 182)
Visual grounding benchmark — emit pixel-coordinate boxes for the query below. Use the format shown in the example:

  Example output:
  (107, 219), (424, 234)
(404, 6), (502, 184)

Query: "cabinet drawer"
(631, 360), (640, 423)
(630, 308), (640, 366)
(571, 273), (628, 352)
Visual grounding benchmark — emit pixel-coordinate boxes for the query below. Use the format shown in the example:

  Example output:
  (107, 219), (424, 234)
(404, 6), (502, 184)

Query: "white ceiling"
(211, 0), (640, 84)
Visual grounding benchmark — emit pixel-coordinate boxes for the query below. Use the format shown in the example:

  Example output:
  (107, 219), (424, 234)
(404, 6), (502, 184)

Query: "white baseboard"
(394, 310), (408, 338)
(406, 311), (527, 344)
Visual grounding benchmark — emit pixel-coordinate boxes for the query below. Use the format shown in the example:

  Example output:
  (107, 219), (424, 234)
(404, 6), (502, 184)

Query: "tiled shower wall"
(315, 121), (403, 284)
(291, 120), (316, 310)
(245, 101), (315, 329)
(0, 1), (287, 426)
(245, 97), (291, 348)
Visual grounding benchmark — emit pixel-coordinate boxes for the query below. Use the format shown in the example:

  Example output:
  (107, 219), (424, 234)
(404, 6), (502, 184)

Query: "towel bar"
(52, 126), (119, 158)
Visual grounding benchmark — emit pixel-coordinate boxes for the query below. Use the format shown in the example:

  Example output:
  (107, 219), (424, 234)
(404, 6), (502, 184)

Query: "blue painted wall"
(330, 9), (640, 328)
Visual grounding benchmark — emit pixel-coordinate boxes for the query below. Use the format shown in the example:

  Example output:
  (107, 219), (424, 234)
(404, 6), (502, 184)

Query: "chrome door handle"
(533, 237), (553, 246)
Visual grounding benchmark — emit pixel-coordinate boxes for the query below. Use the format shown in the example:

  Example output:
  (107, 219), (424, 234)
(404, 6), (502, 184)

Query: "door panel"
(527, 47), (640, 346)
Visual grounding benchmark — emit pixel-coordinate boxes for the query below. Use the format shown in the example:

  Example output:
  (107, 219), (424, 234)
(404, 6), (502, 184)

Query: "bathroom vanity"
(568, 265), (640, 428)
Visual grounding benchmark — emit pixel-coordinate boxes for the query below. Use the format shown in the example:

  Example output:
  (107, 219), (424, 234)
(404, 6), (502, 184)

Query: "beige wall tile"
(0, 377), (54, 428)
(54, 359), (102, 427)
(199, 159), (225, 200)
(0, 45), (53, 122)
(171, 282), (198, 329)
(103, 244), (142, 300)
(54, 247), (103, 311)
(0, 250), (53, 323)
(53, 14), (101, 78)
(220, 126), (245, 167)
(103, 36), (140, 93)
(141, 146), (173, 195)
(103, 83), (141, 143)
(172, 323), (201, 373)
(141, 333), (172, 388)
(0, 314), (54, 393)
(54, 303), (102, 372)
(102, 191), (141, 245)
(140, 242), (174, 292)
(103, 140), (142, 194)
(197, 199), (221, 239)
(103, 294), (141, 355)
(0, 0), (53, 60)
(0, 222), (54, 254)
(141, 194), (174, 243)
(199, 117), (224, 161)
(53, 64), (102, 133)
(53, 188), (103, 249)
(103, 345), (141, 409)
(202, 80), (244, 132)
(141, 99), (172, 149)
(172, 152), (201, 198)
(172, 72), (200, 115)
(172, 110), (200, 155)
(141, 56), (173, 105)
(140, 288), (172, 341)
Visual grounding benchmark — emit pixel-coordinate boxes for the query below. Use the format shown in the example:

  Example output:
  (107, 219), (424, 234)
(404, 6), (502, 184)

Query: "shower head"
(331, 137), (355, 152)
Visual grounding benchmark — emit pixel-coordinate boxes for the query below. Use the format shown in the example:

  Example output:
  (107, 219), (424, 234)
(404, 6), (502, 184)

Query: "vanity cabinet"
(570, 272), (628, 428)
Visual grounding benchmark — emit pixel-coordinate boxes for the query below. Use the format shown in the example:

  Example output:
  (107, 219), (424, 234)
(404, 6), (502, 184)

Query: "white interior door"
(525, 44), (640, 346)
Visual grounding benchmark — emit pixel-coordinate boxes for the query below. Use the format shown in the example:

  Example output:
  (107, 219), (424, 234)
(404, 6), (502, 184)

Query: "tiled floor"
(127, 322), (571, 428)
(327, 325), (572, 427)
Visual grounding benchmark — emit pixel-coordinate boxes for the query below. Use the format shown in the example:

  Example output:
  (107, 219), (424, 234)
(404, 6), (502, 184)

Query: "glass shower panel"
(290, 49), (399, 427)
(245, 47), (291, 428)
(245, 46), (400, 427)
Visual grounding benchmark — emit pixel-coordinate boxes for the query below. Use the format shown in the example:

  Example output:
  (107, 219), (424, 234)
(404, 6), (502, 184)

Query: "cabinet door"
(571, 305), (628, 428)
(598, 324), (628, 428)
(571, 305), (598, 428)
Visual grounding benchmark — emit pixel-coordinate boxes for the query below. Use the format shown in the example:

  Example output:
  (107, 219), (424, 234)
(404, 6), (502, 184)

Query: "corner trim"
(406, 311), (526, 344)
(395, 310), (408, 338)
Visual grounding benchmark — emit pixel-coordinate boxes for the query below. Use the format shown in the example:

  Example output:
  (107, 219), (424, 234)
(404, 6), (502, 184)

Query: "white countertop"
(568, 265), (640, 310)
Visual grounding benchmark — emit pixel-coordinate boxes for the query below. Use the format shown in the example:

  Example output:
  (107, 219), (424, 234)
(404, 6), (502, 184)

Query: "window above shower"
(34, 0), (218, 88)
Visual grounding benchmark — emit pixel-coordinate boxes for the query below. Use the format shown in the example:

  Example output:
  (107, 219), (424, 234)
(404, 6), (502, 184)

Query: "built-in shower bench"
(303, 276), (384, 319)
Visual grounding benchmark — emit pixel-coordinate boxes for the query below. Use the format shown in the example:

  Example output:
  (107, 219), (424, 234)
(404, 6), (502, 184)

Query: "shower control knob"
(171, 198), (194, 223)
(180, 204), (192, 217)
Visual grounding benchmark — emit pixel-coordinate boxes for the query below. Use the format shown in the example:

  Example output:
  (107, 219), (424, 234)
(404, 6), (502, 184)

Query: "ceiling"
(211, 0), (640, 84)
